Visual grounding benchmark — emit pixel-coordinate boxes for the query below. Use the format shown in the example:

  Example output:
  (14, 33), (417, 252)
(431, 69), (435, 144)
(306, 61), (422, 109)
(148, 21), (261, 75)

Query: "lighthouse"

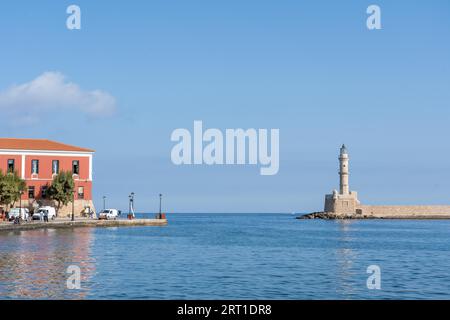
(324, 144), (360, 214)
(339, 144), (349, 195)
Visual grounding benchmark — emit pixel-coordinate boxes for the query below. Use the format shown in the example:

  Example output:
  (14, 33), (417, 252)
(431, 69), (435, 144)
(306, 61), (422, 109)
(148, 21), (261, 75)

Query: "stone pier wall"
(357, 205), (450, 218)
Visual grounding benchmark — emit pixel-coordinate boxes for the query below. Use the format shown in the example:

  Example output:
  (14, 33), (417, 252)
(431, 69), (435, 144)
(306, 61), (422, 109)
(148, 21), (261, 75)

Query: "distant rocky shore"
(296, 212), (370, 220)
(297, 212), (450, 220)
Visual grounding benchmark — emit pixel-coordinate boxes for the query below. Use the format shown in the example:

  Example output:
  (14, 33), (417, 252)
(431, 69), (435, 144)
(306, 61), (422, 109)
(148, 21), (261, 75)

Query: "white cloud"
(0, 72), (117, 122)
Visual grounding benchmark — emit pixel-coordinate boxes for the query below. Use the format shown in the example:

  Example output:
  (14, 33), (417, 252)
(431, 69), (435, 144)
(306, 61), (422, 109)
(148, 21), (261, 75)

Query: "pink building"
(0, 138), (95, 216)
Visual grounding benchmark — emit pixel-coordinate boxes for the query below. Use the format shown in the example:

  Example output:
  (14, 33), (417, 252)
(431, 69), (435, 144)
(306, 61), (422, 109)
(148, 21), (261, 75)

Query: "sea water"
(1, 213), (450, 299)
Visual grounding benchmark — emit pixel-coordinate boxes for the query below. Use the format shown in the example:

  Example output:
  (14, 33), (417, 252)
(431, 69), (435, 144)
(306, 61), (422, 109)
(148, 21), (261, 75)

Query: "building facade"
(0, 138), (95, 217)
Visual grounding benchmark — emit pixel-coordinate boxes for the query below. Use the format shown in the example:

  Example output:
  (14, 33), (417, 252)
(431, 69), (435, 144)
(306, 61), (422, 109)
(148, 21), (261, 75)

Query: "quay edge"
(0, 218), (168, 232)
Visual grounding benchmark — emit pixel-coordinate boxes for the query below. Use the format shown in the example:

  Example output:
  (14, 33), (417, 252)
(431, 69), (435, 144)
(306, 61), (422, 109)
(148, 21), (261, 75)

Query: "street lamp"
(103, 195), (106, 210)
(71, 188), (75, 221)
(158, 194), (163, 219)
(128, 192), (135, 219)
(19, 190), (24, 220)
(19, 190), (24, 210)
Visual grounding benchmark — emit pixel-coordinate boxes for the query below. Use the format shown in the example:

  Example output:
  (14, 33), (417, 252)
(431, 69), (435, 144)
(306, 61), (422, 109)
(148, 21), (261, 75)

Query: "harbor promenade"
(0, 217), (167, 232)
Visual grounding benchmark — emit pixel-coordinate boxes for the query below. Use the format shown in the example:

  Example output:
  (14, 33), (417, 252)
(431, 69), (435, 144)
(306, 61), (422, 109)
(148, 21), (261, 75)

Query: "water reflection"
(335, 221), (358, 297)
(0, 228), (96, 299)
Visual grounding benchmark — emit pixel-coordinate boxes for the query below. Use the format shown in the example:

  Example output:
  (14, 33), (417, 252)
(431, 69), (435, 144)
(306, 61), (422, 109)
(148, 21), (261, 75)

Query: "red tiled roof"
(0, 138), (94, 152)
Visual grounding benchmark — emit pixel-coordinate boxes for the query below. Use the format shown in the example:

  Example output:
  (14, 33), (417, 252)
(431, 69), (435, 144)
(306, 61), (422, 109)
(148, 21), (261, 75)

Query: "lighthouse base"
(324, 191), (360, 215)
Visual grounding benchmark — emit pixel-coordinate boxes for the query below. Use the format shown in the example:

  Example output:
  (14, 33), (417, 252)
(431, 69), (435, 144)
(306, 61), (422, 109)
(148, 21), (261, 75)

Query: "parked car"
(32, 206), (57, 221)
(8, 208), (29, 221)
(98, 209), (120, 220)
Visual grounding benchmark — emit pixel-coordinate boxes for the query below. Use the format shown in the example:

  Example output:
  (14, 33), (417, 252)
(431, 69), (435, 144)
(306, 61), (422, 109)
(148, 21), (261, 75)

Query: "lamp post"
(19, 190), (24, 220)
(158, 194), (162, 219)
(128, 192), (135, 219)
(103, 196), (106, 210)
(71, 188), (75, 221)
(19, 190), (23, 210)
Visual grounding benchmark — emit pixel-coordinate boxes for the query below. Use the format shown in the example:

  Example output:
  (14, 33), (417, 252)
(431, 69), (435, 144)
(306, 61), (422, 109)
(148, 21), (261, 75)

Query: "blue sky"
(0, 1), (449, 213)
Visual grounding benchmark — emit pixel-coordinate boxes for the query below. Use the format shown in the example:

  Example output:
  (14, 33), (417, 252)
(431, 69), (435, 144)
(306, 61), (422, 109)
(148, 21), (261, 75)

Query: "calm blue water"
(1, 213), (450, 299)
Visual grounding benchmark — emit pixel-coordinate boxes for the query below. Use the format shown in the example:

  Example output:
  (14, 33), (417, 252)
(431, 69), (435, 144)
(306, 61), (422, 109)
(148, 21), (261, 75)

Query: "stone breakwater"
(0, 218), (167, 232)
(297, 212), (365, 220)
(297, 211), (450, 220)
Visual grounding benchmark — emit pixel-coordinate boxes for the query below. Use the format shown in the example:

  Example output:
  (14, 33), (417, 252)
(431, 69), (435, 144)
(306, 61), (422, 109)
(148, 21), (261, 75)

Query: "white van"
(98, 209), (120, 220)
(8, 208), (29, 221)
(32, 206), (57, 221)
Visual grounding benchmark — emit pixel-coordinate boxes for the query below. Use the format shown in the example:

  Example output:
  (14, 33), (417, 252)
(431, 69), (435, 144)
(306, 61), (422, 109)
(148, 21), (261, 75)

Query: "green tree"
(48, 171), (74, 216)
(0, 170), (26, 210)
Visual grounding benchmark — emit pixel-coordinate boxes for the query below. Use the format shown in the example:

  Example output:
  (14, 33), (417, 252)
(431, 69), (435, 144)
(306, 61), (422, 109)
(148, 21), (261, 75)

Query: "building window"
(72, 160), (80, 175)
(78, 186), (84, 199)
(28, 186), (35, 199)
(41, 186), (48, 199)
(31, 159), (39, 174)
(7, 159), (14, 173)
(52, 160), (59, 174)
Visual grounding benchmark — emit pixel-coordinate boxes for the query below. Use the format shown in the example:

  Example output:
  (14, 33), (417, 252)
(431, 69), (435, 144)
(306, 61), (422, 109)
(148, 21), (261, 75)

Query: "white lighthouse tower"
(324, 144), (360, 215)
(339, 144), (349, 195)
